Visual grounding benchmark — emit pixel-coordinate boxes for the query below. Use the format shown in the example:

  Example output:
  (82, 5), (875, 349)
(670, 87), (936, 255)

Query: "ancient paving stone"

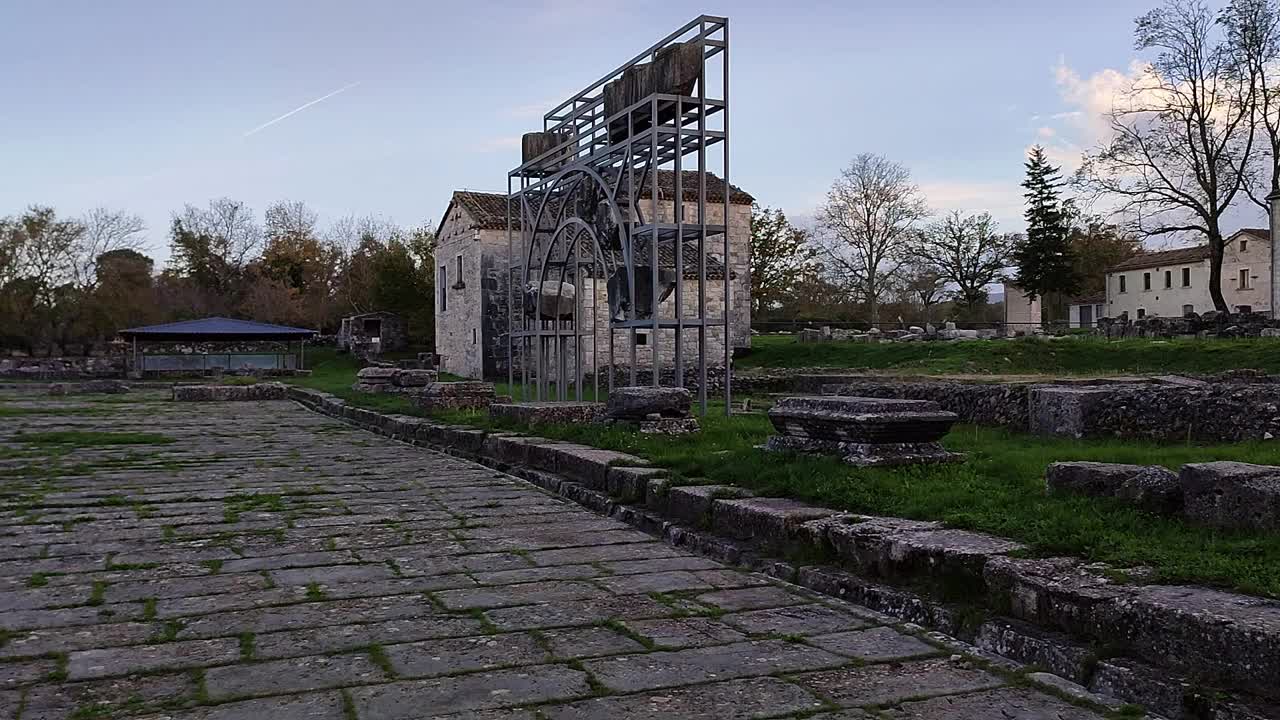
(695, 585), (807, 611)
(807, 627), (939, 661)
(884, 686), (1107, 719)
(620, 617), (750, 648)
(204, 652), (386, 700)
(0, 657), (58, 688)
(485, 595), (674, 631)
(470, 563), (599, 585)
(68, 638), (242, 680)
(537, 626), (647, 659)
(526, 541), (684, 566)
(721, 603), (875, 636)
(133, 690), (348, 719)
(795, 658), (1006, 707)
(583, 639), (848, 692)
(540, 677), (826, 719)
(21, 672), (196, 720)
(350, 665), (591, 718)
(251, 616), (487, 660)
(433, 580), (610, 610)
(383, 632), (551, 677)
(594, 570), (720, 595)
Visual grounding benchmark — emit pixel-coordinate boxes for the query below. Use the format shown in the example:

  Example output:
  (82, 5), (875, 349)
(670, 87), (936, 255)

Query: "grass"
(12, 431), (175, 446)
(736, 334), (1280, 376)
(286, 348), (1280, 598)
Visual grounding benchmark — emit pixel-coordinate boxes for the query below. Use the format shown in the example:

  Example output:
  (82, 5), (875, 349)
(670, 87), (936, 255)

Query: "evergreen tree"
(1013, 146), (1079, 304)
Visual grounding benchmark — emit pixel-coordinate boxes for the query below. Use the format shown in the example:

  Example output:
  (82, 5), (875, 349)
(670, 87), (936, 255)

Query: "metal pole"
(722, 17), (732, 416)
(674, 97), (684, 389)
(697, 19), (709, 415)
(650, 94), (660, 388)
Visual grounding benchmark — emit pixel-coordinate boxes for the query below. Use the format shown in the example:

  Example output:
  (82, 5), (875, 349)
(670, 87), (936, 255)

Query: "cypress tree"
(1014, 146), (1079, 304)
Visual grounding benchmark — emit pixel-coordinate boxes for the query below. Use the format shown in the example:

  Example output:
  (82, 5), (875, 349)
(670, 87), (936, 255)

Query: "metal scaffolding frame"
(506, 15), (732, 415)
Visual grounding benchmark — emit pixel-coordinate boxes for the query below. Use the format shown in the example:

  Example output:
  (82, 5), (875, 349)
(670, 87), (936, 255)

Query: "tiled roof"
(119, 317), (316, 340)
(1235, 227), (1271, 241)
(450, 171), (753, 231)
(1108, 246), (1210, 272)
(1068, 292), (1106, 305)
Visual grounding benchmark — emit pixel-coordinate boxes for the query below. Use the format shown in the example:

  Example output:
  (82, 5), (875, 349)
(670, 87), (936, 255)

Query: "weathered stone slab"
(394, 369), (438, 387)
(884, 686), (1105, 719)
(1180, 461), (1280, 531)
(583, 639), (845, 692)
(205, 652), (385, 700)
(1045, 462), (1182, 515)
(620, 617), (748, 648)
(350, 665), (590, 718)
(695, 586), (806, 612)
(795, 657), (1004, 707)
(767, 396), (958, 443)
(172, 383), (288, 402)
(605, 386), (692, 420)
(712, 496), (837, 543)
(807, 626), (937, 661)
(383, 633), (550, 677)
(720, 604), (873, 636)
(666, 484), (752, 526)
(414, 381), (496, 411)
(489, 402), (605, 425)
(135, 691), (348, 719)
(540, 677), (824, 719)
(68, 638), (241, 680)
(356, 367), (398, 383)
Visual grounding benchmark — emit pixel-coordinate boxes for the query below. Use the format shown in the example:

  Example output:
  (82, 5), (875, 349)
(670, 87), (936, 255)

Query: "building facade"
(434, 172), (753, 379)
(1100, 229), (1272, 322)
(1001, 283), (1042, 336)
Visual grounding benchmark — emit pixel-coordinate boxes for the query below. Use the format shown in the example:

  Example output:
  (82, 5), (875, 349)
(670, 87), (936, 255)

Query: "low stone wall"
(0, 356), (124, 379)
(172, 383), (289, 402)
(818, 378), (1032, 429)
(288, 385), (1280, 719)
(1031, 383), (1280, 442)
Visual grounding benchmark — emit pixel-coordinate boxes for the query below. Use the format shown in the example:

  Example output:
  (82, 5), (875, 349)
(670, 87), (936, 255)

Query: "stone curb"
(285, 386), (1280, 719)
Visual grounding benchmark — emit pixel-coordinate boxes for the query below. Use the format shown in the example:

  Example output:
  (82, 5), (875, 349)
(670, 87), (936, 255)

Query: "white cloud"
(917, 180), (1024, 229)
(1036, 126), (1056, 139)
(474, 135), (522, 153)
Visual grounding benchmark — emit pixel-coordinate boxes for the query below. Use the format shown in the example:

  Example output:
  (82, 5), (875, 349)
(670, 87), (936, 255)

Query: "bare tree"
(265, 200), (319, 244)
(897, 259), (946, 324)
(76, 208), (146, 290)
(1077, 0), (1257, 313)
(912, 211), (1015, 311)
(816, 153), (929, 325)
(169, 198), (262, 295)
(1222, 0), (1280, 209)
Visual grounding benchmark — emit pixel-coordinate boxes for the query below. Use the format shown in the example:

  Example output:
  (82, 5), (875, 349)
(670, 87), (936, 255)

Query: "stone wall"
(1032, 383), (1280, 442)
(816, 378), (1032, 429)
(0, 356), (124, 379)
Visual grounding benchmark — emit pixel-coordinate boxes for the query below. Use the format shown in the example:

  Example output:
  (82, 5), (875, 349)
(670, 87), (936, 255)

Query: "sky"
(1, 0), (1235, 264)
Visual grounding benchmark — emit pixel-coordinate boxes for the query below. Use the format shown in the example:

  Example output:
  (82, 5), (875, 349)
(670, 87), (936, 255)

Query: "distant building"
(433, 171), (753, 379)
(1097, 229), (1272, 322)
(338, 311), (407, 356)
(1001, 283), (1041, 336)
(1067, 292), (1106, 329)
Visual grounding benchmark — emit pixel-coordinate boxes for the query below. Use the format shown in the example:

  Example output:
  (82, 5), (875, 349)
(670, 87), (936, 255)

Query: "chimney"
(1271, 190), (1280, 318)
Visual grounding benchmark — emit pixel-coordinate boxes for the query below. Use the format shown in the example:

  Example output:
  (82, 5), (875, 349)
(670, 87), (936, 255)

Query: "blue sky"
(0, 0), (1194, 262)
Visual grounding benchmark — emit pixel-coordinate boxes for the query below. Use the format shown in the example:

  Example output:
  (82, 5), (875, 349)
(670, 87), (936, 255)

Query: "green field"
(288, 349), (1280, 598)
(736, 334), (1280, 376)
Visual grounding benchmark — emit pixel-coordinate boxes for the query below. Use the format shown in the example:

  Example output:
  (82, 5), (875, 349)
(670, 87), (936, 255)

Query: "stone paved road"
(0, 390), (1109, 719)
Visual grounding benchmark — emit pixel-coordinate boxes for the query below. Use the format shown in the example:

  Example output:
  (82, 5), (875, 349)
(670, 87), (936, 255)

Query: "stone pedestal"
(489, 402), (605, 425)
(764, 396), (962, 467)
(606, 386), (692, 420)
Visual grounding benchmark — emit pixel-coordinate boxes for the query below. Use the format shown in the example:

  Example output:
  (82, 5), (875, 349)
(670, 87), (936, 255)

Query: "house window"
(472, 328), (477, 345)
(1241, 239), (1249, 253)
(1181, 267), (1191, 287)
(439, 266), (448, 312)
(456, 255), (463, 278)
(1137, 308), (1146, 319)
(1164, 270), (1172, 289)
(635, 331), (649, 346)
(1119, 275), (1127, 293)
(1239, 268), (1252, 289)
(1143, 272), (1151, 291)
(1182, 304), (1194, 316)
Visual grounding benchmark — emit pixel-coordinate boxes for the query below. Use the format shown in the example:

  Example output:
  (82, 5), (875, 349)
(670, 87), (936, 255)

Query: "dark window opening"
(1182, 268), (1191, 287)
(362, 318), (382, 337)
(439, 266), (448, 312)
(1137, 308), (1146, 319)
(1143, 272), (1151, 291)
(1119, 275), (1127, 293)
(1164, 270), (1171, 288)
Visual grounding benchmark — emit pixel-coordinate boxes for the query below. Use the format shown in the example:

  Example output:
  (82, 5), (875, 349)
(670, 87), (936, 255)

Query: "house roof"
(1106, 227), (1270, 273)
(119, 317), (316, 341)
(445, 171), (753, 233)
(1108, 246), (1210, 272)
(343, 311), (401, 320)
(1068, 292), (1106, 306)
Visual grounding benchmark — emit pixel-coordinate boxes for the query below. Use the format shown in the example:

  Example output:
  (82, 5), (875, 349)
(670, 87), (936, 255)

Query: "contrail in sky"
(242, 82), (360, 138)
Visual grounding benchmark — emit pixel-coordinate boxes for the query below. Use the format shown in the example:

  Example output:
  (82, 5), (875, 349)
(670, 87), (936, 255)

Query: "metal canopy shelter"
(118, 317), (317, 374)
(507, 15), (732, 415)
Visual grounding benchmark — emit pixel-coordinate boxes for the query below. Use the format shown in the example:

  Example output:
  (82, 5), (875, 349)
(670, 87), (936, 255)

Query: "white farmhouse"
(1069, 228), (1273, 326)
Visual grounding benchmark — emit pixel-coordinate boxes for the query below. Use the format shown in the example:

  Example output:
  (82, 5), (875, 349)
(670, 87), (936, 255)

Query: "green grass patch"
(13, 431), (175, 446)
(737, 334), (1280, 376)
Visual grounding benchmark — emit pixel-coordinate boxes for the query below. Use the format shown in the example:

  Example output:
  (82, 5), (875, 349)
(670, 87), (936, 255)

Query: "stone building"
(1001, 283), (1042, 336)
(1100, 228), (1272, 321)
(434, 171), (753, 379)
(337, 311), (408, 356)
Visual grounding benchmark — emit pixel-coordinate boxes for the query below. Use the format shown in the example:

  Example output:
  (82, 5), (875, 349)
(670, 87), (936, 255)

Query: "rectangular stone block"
(488, 402), (605, 425)
(711, 497), (836, 544)
(1028, 386), (1113, 438)
(666, 485), (753, 527)
(1180, 461), (1280, 532)
(1045, 461), (1182, 515)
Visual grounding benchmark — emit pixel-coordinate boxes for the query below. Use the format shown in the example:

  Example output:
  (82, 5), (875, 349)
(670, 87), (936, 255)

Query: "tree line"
(0, 199), (436, 354)
(749, 149), (1141, 327)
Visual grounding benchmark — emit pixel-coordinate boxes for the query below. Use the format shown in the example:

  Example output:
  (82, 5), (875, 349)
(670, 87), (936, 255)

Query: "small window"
(1182, 304), (1194, 316)
(1182, 267), (1191, 287)
(1164, 270), (1172, 289)
(456, 255), (463, 277)
(1137, 308), (1146, 319)
(1241, 239), (1249, 252)
(1119, 275), (1127, 293)
(472, 328), (477, 345)
(635, 331), (649, 346)
(1240, 268), (1252, 289)
(439, 266), (448, 312)
(1143, 272), (1151, 291)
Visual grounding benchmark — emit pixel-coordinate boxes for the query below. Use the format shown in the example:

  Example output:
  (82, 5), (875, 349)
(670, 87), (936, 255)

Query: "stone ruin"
(604, 386), (699, 435)
(47, 379), (130, 396)
(1098, 309), (1280, 339)
(796, 321), (998, 345)
(413, 381), (497, 412)
(352, 367), (438, 394)
(1047, 460), (1280, 532)
(764, 396), (963, 467)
